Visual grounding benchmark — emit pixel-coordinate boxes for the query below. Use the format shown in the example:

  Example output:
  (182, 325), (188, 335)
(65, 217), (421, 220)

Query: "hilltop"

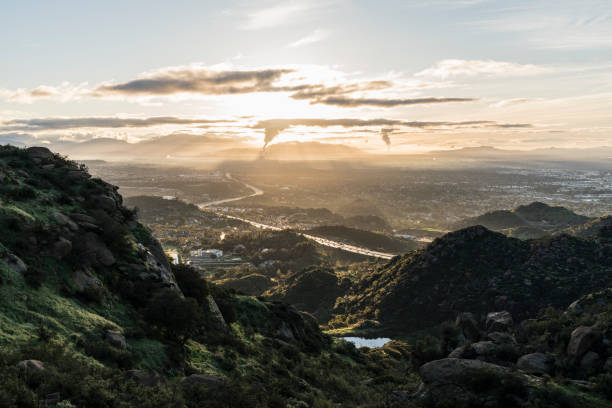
(330, 225), (612, 334)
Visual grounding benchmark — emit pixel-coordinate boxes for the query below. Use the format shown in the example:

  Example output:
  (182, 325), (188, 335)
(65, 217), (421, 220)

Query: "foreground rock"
(419, 358), (510, 385)
(16, 360), (46, 373)
(106, 331), (127, 349)
(179, 374), (224, 388)
(417, 358), (531, 407)
(125, 370), (163, 387)
(516, 353), (553, 375)
(485, 311), (513, 332)
(567, 326), (601, 358)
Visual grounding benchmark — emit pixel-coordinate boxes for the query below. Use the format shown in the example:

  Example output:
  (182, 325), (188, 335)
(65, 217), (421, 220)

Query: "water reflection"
(342, 337), (391, 348)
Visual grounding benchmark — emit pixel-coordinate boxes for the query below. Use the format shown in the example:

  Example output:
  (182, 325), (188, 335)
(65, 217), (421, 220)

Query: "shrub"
(145, 289), (201, 341)
(411, 335), (443, 367)
(24, 264), (45, 288)
(92, 210), (131, 256)
(593, 373), (612, 400)
(1, 185), (37, 201)
(172, 263), (209, 303)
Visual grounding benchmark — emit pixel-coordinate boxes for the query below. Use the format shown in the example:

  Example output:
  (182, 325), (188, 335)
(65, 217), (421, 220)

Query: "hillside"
(455, 201), (592, 238)
(330, 225), (612, 335)
(0, 146), (414, 407)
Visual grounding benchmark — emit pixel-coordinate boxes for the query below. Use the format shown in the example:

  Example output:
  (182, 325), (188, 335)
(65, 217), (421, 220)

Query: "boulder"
(391, 390), (409, 402)
(448, 345), (476, 359)
(137, 243), (178, 289)
(125, 370), (163, 387)
(471, 341), (497, 358)
(66, 169), (90, 181)
(72, 268), (103, 293)
(26, 146), (54, 160)
(603, 357), (612, 372)
(419, 358), (510, 386)
(51, 212), (78, 231)
(207, 295), (228, 331)
(93, 195), (117, 211)
(83, 232), (116, 266)
(487, 332), (517, 346)
(5, 254), (27, 274)
(485, 311), (513, 332)
(106, 331), (127, 349)
(516, 353), (553, 375)
(16, 359), (46, 373)
(580, 351), (601, 375)
(69, 213), (99, 225)
(455, 312), (480, 342)
(567, 326), (601, 358)
(179, 374), (224, 388)
(567, 299), (583, 315)
(50, 237), (72, 259)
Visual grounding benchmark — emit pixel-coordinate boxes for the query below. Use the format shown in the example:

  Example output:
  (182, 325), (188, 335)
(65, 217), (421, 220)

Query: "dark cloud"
(494, 123), (533, 128)
(90, 67), (473, 109)
(311, 96), (476, 107)
(93, 68), (294, 96)
(2, 117), (234, 131)
(289, 81), (391, 100)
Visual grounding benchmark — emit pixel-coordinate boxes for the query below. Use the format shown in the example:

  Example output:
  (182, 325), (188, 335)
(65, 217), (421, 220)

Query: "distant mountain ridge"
(455, 201), (592, 238)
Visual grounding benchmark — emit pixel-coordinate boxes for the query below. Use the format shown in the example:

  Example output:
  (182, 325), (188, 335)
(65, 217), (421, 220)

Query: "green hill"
(0, 146), (413, 407)
(330, 225), (612, 335)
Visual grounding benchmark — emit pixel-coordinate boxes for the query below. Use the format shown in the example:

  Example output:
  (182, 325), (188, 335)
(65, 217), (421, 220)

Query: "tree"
(144, 289), (200, 341)
(172, 263), (209, 304)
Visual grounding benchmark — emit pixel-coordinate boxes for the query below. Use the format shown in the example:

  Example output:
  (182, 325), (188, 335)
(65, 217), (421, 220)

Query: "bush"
(172, 263), (209, 303)
(411, 335), (443, 367)
(1, 185), (37, 201)
(145, 289), (201, 341)
(24, 264), (45, 288)
(92, 210), (131, 256)
(593, 373), (612, 400)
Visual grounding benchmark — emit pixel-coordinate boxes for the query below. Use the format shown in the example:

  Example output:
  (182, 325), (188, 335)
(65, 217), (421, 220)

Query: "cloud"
(311, 96), (476, 107)
(475, 3), (612, 49)
(1, 116), (233, 132)
(0, 64), (471, 109)
(416, 59), (552, 79)
(288, 81), (391, 99)
(0, 132), (37, 146)
(288, 29), (330, 47)
(494, 123), (532, 128)
(93, 65), (294, 97)
(0, 82), (90, 103)
(491, 98), (544, 108)
(243, 2), (311, 30)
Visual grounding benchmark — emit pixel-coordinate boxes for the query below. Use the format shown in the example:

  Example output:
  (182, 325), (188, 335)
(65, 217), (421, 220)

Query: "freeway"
(198, 174), (396, 260)
(198, 173), (263, 208)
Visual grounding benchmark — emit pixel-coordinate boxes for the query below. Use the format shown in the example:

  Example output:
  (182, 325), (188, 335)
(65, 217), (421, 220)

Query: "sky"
(1, 0), (611, 153)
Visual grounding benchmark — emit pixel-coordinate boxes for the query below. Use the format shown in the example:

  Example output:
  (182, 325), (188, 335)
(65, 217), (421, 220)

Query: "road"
(197, 174), (396, 260)
(198, 173), (263, 208)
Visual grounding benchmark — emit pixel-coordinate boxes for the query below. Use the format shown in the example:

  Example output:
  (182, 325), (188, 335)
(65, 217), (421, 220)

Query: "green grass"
(129, 338), (169, 370)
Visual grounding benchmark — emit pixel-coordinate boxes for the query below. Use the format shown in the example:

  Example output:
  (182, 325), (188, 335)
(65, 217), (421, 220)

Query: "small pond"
(341, 337), (392, 348)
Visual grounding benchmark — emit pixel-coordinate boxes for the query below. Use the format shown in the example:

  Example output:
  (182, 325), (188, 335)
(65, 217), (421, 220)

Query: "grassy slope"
(0, 146), (417, 407)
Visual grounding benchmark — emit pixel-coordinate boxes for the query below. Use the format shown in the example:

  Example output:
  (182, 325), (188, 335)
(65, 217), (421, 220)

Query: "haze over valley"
(1, 1), (612, 407)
